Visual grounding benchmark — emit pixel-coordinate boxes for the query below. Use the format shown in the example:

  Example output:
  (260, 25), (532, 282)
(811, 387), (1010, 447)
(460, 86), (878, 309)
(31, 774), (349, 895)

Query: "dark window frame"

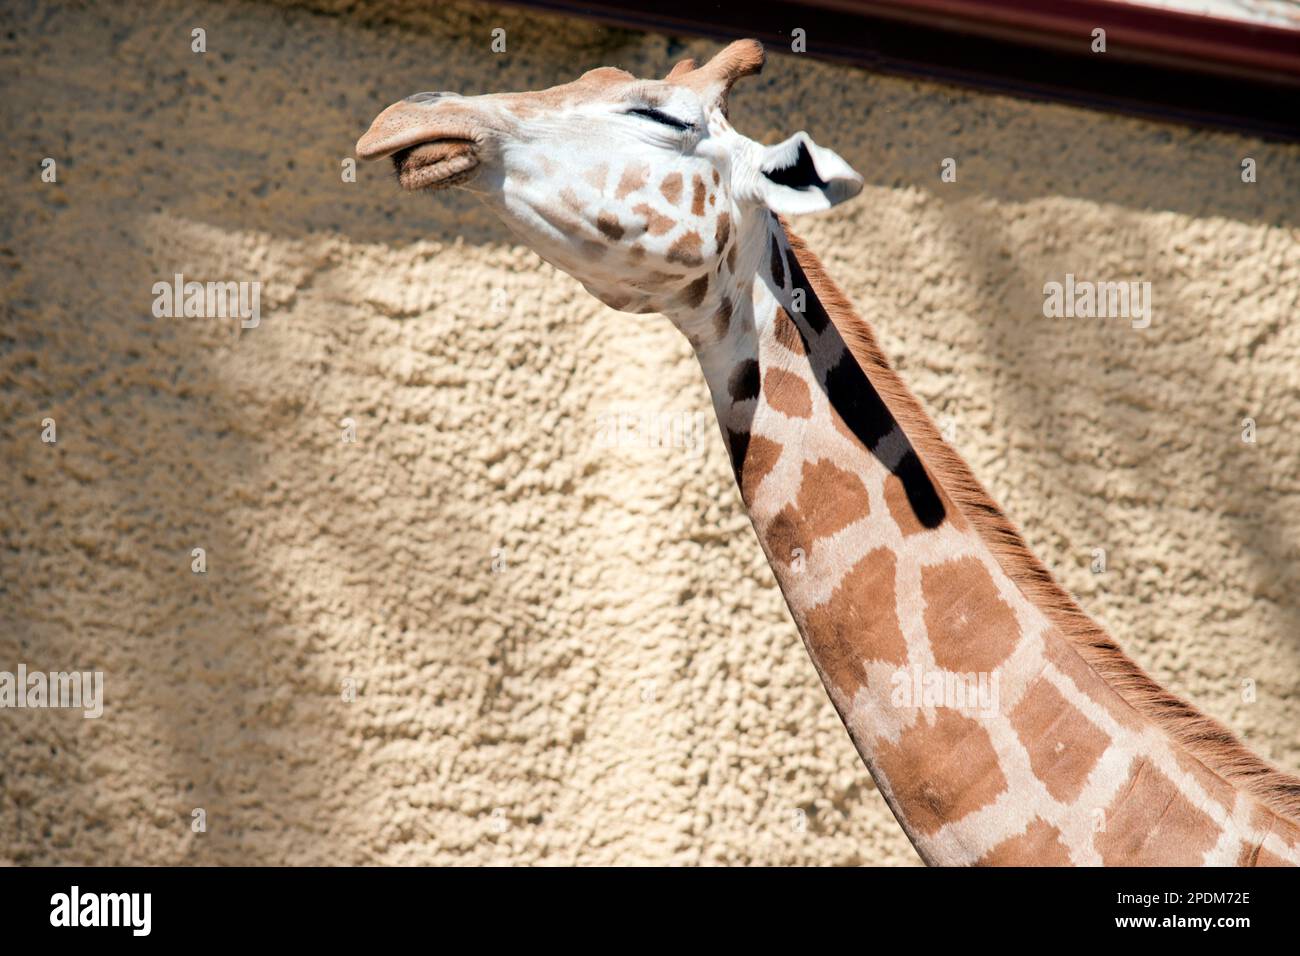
(502, 0), (1300, 141)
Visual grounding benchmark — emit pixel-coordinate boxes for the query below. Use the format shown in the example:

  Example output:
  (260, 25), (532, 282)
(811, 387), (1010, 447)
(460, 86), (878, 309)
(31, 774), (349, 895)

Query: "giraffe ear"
(754, 132), (863, 214)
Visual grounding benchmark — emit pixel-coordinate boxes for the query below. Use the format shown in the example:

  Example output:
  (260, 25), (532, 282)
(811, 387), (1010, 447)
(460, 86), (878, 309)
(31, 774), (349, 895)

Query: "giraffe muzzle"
(356, 97), (481, 191)
(389, 140), (480, 191)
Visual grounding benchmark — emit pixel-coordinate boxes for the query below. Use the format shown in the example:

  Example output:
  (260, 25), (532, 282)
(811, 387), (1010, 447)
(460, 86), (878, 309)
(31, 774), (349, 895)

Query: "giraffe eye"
(626, 107), (695, 132)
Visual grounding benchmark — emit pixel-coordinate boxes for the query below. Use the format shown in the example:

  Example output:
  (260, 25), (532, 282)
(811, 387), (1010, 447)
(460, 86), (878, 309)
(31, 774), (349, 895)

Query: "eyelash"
(627, 107), (695, 132)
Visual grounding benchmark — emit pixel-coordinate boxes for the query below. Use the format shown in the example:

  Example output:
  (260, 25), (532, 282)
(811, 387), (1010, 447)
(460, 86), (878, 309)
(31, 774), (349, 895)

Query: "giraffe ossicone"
(358, 39), (1300, 866)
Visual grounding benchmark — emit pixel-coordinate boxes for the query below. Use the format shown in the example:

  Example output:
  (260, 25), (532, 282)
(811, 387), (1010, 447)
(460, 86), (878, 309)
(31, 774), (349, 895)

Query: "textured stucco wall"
(1, 0), (1297, 865)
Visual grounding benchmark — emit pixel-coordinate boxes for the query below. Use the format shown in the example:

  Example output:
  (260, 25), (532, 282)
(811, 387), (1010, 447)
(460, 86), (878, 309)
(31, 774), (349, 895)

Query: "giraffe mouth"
(391, 140), (480, 191)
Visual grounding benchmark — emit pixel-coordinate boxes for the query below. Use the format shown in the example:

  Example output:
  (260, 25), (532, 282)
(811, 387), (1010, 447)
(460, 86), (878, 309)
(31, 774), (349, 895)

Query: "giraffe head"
(356, 40), (862, 317)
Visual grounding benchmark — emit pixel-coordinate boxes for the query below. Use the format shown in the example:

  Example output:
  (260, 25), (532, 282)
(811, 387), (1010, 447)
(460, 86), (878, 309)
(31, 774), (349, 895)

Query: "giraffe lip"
(391, 139), (480, 191)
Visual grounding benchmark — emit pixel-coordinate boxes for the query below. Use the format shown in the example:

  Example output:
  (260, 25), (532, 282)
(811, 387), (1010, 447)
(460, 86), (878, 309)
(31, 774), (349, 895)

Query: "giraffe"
(357, 40), (1300, 866)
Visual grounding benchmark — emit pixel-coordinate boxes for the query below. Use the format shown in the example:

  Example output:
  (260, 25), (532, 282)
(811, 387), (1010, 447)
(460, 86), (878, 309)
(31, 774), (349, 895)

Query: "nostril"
(403, 91), (457, 104)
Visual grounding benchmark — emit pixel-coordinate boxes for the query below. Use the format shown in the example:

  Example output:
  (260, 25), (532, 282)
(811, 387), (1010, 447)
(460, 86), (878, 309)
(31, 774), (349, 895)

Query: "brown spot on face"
(730, 432), (782, 504)
(584, 163), (607, 192)
(596, 212), (624, 241)
(800, 548), (907, 688)
(691, 175), (707, 216)
(559, 188), (585, 214)
(660, 172), (683, 205)
(728, 359), (760, 403)
(714, 212), (731, 254)
(631, 203), (674, 236)
(726, 244), (737, 274)
(713, 296), (732, 340)
(922, 556), (1020, 673)
(763, 368), (812, 419)
(1010, 678), (1110, 803)
(978, 818), (1073, 865)
(1095, 759), (1218, 865)
(681, 274), (709, 309)
(712, 169), (720, 186)
(876, 708), (1008, 836)
(708, 194), (715, 207)
(773, 307), (807, 356)
(616, 163), (648, 199)
(666, 231), (704, 268)
(770, 235), (786, 288)
(765, 458), (870, 561)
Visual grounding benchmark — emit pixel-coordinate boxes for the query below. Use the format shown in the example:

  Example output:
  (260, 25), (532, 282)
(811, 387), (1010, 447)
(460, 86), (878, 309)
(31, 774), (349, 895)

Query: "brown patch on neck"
(875, 708), (1007, 837)
(765, 458), (870, 560)
(978, 819), (1073, 866)
(1095, 760), (1218, 865)
(712, 296), (733, 341)
(680, 274), (709, 309)
(773, 307), (807, 356)
(731, 432), (782, 504)
(596, 211), (624, 241)
(762, 367), (812, 419)
(714, 212), (731, 254)
(802, 548), (908, 684)
(921, 556), (1019, 673)
(781, 221), (1300, 826)
(1010, 678), (1110, 804)
(666, 231), (703, 268)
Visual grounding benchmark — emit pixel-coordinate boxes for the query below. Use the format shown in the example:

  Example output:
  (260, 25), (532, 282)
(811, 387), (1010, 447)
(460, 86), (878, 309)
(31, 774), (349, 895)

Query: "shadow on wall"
(943, 199), (1300, 673)
(7, 0), (1293, 252)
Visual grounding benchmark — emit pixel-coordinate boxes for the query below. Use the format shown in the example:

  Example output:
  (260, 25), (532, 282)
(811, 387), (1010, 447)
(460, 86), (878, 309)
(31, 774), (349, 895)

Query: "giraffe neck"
(676, 212), (1299, 866)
